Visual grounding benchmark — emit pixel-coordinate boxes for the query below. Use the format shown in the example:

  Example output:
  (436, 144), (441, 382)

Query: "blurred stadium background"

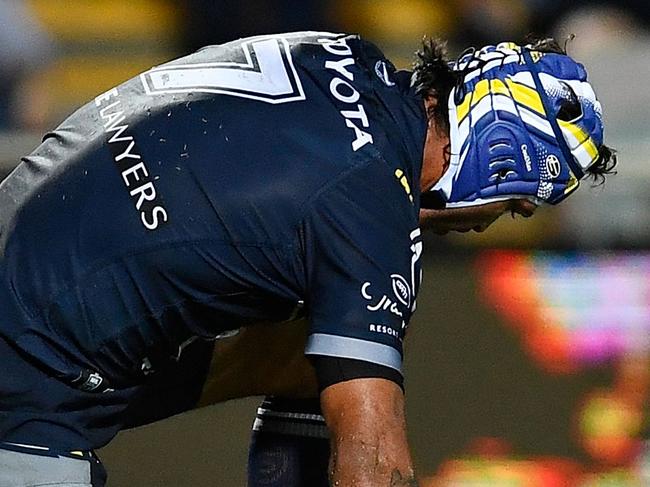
(0, 1), (648, 485)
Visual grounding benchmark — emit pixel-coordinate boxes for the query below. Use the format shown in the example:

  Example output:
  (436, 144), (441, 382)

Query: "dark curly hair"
(412, 36), (617, 186)
(412, 37), (457, 134)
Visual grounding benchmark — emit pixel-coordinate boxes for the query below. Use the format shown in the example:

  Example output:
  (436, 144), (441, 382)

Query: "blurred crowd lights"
(427, 250), (650, 486)
(423, 434), (650, 486)
(476, 251), (650, 372)
(423, 455), (648, 486)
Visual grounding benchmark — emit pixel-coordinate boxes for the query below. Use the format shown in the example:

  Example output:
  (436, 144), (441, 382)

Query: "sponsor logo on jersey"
(318, 36), (374, 152)
(95, 87), (168, 230)
(409, 228), (423, 313)
(374, 60), (396, 87)
(79, 372), (105, 392)
(360, 229), (422, 334)
(361, 281), (403, 318)
(391, 274), (411, 308)
(369, 323), (400, 338)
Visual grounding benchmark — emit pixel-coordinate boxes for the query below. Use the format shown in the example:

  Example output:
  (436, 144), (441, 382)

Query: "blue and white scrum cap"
(428, 41), (604, 208)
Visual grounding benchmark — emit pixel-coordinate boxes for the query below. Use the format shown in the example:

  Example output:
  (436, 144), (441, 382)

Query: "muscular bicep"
(320, 377), (418, 486)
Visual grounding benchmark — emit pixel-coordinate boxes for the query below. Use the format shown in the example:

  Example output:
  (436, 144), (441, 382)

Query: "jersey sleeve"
(300, 161), (422, 378)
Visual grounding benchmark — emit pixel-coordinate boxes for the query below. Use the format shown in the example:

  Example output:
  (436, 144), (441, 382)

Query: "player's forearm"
(328, 434), (418, 486)
(321, 378), (419, 486)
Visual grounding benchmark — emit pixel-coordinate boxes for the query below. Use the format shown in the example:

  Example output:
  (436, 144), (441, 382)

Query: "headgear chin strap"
(427, 42), (604, 208)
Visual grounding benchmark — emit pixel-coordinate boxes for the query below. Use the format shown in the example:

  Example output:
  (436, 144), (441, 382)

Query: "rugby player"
(0, 32), (614, 486)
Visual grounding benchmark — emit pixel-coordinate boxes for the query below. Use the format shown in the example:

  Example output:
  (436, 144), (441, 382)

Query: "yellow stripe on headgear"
(456, 79), (490, 123)
(558, 120), (599, 168)
(505, 79), (545, 116)
(563, 170), (580, 196)
(456, 77), (546, 124)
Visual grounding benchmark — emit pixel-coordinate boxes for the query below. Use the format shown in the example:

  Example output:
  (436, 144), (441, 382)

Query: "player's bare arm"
(198, 324), (421, 485)
(321, 378), (417, 486)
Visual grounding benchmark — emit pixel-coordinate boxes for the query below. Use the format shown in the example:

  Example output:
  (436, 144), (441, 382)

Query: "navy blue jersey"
(0, 32), (426, 448)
